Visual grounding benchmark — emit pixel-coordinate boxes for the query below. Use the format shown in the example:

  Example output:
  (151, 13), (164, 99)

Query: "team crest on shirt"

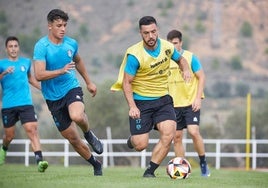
(165, 49), (171, 56)
(67, 49), (73, 58)
(20, 66), (26, 72)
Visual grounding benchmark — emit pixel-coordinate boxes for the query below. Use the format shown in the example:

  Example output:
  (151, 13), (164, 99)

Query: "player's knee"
(189, 130), (201, 139)
(134, 144), (147, 151)
(133, 140), (148, 151)
(5, 134), (15, 142)
(174, 135), (183, 143)
(68, 137), (82, 147)
(70, 112), (84, 123)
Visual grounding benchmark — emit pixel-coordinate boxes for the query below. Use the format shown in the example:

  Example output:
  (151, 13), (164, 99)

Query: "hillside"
(1, 1), (267, 82)
(0, 0), (267, 135)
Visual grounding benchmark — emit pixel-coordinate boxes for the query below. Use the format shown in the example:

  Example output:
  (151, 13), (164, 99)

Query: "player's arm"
(28, 71), (41, 90)
(122, 54), (140, 119)
(172, 48), (191, 82)
(34, 60), (74, 81)
(122, 72), (140, 119)
(0, 66), (14, 80)
(176, 56), (191, 83)
(192, 69), (205, 112)
(73, 54), (97, 97)
(192, 55), (206, 112)
(0, 70), (8, 80)
(195, 69), (205, 100)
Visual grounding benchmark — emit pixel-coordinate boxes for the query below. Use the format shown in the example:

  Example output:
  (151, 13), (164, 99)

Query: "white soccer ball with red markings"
(166, 157), (191, 179)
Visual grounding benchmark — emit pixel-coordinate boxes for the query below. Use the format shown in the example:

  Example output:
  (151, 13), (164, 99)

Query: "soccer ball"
(166, 157), (191, 179)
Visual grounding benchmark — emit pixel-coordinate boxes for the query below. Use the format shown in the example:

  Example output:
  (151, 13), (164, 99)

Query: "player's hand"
(192, 98), (201, 112)
(5, 66), (15, 74)
(129, 106), (140, 119)
(87, 82), (97, 97)
(62, 62), (76, 74)
(183, 70), (191, 83)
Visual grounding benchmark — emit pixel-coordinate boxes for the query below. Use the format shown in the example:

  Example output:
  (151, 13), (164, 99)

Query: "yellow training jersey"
(168, 50), (204, 107)
(111, 39), (174, 97)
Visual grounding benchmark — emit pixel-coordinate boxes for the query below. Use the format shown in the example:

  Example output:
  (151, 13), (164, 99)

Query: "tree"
(235, 83), (249, 97)
(84, 80), (129, 139)
(211, 81), (231, 98)
(240, 21), (253, 38)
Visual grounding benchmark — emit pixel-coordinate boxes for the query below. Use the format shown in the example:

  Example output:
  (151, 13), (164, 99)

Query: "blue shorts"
(1, 105), (37, 128)
(129, 95), (176, 135)
(46, 87), (84, 132)
(174, 105), (200, 130)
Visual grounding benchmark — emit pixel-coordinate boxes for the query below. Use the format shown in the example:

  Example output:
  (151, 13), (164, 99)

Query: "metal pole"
(245, 93), (251, 170)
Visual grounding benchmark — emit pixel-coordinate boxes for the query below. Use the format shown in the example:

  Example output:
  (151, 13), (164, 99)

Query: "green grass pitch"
(0, 165), (267, 188)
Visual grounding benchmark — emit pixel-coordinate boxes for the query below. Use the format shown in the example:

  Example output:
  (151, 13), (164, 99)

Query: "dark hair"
(5, 36), (19, 47)
(167, 29), (182, 41)
(47, 9), (69, 22)
(139, 16), (157, 29)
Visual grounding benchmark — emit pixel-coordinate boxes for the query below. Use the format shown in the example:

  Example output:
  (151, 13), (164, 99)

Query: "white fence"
(1, 139), (268, 169)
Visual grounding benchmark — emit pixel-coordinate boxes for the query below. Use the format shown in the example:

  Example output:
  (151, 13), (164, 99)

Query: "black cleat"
(85, 131), (103, 154)
(143, 171), (156, 178)
(94, 162), (103, 176)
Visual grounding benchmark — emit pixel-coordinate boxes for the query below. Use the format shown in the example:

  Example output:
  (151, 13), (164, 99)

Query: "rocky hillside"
(0, 0), (267, 131)
(0, 0), (267, 83)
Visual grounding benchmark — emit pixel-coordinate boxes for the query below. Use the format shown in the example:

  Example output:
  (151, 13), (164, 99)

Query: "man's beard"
(144, 37), (157, 48)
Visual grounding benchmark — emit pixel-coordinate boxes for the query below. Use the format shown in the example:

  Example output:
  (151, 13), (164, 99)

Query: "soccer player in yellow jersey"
(111, 16), (191, 177)
(167, 30), (210, 177)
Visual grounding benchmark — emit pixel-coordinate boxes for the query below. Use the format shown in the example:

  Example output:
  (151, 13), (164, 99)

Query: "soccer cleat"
(200, 163), (211, 177)
(86, 131), (103, 154)
(0, 147), (6, 165)
(38, 161), (48, 172)
(143, 171), (156, 178)
(93, 161), (103, 176)
(127, 136), (134, 149)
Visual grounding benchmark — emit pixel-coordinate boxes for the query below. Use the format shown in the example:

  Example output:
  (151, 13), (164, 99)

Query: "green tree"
(223, 96), (268, 167)
(240, 21), (253, 38)
(211, 81), (231, 98)
(235, 83), (249, 97)
(18, 27), (41, 56)
(84, 80), (129, 139)
(230, 55), (243, 70)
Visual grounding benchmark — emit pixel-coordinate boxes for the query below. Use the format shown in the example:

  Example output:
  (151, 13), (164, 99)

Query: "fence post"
(215, 140), (221, 169)
(252, 139), (257, 170)
(141, 150), (146, 168)
(103, 140), (108, 168)
(64, 140), (69, 167)
(25, 140), (30, 166)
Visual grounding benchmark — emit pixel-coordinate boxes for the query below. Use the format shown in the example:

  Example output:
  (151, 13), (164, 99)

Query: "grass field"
(0, 165), (267, 188)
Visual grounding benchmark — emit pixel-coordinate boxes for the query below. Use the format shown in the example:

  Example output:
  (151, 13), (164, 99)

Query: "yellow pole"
(245, 93), (251, 171)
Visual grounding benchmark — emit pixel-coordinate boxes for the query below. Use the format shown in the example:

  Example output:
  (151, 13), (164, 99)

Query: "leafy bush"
(230, 55), (243, 70)
(235, 83), (249, 97)
(240, 21), (253, 38)
(195, 21), (206, 33)
(211, 81), (231, 98)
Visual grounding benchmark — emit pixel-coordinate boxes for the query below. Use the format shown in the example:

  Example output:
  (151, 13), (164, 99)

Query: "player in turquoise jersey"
(33, 9), (102, 176)
(0, 36), (48, 172)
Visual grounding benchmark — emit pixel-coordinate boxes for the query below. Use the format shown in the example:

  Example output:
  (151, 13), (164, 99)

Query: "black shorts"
(46, 87), (84, 132)
(174, 105), (200, 130)
(1, 105), (37, 128)
(129, 95), (176, 135)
